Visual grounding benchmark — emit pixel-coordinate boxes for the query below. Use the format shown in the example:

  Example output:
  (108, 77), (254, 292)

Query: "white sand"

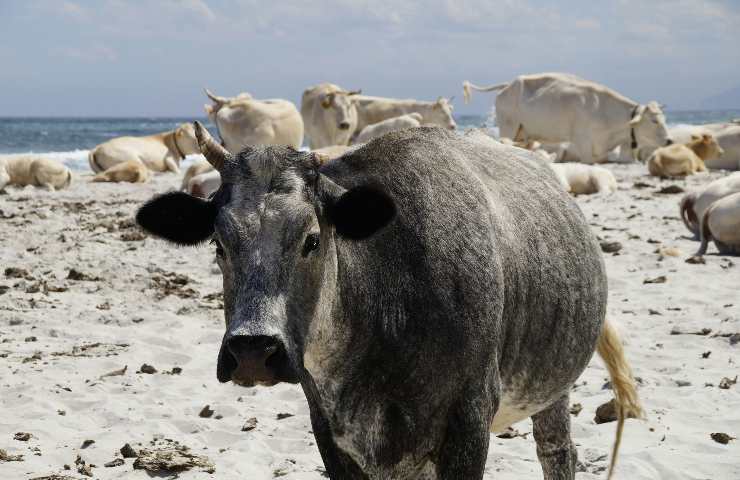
(1, 165), (738, 479)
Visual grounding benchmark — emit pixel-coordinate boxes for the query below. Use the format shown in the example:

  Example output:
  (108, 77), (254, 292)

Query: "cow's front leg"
(532, 394), (577, 480)
(436, 391), (495, 480)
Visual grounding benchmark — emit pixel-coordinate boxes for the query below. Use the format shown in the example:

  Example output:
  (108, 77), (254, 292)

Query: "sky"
(0, 0), (739, 117)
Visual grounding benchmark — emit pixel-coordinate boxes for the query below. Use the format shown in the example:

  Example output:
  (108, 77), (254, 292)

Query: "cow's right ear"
(136, 192), (217, 246)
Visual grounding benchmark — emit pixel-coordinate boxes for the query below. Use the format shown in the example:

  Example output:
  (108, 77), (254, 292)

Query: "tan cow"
(89, 123), (200, 174)
(665, 123), (740, 170)
(680, 172), (740, 237)
(92, 159), (150, 183)
(204, 89), (304, 153)
(0, 155), (72, 191)
(696, 192), (740, 256)
(548, 163), (617, 195)
(352, 95), (456, 133)
(353, 113), (423, 145)
(647, 134), (722, 177)
(301, 83), (361, 149)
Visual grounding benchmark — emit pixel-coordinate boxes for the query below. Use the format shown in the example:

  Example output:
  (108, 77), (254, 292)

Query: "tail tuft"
(596, 320), (644, 480)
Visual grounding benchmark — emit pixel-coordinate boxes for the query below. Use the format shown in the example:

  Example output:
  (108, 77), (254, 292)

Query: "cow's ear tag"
(136, 191), (217, 246)
(327, 185), (395, 240)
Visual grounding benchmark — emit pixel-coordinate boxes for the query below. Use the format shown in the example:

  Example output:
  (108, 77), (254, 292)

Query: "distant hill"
(701, 84), (740, 110)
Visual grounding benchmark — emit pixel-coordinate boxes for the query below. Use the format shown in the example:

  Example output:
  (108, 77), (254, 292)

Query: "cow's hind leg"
(532, 394), (577, 480)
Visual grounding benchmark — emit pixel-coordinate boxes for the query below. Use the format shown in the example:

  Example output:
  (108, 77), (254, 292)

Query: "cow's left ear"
(323, 184), (396, 240)
(136, 191), (217, 245)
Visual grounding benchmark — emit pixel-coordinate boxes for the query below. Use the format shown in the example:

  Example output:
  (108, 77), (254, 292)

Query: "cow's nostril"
(339, 122), (350, 130)
(224, 335), (283, 386)
(665, 139), (674, 146)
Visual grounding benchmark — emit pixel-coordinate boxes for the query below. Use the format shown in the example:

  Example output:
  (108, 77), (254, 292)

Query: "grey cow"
(137, 123), (642, 479)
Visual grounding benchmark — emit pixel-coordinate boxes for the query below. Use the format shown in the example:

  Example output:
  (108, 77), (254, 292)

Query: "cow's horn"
(204, 88), (228, 104)
(347, 89), (362, 95)
(193, 121), (230, 171)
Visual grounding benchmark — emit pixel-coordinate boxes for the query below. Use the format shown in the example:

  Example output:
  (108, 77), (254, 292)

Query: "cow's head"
(321, 89), (361, 139)
(137, 122), (395, 387)
(173, 123), (201, 157)
(630, 101), (671, 149)
(430, 97), (457, 130)
(689, 133), (724, 160)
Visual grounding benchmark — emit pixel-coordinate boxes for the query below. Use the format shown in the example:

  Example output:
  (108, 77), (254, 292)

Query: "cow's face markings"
(632, 101), (670, 148)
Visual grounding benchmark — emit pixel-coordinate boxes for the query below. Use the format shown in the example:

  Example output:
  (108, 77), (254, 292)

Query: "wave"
(0, 150), (205, 172)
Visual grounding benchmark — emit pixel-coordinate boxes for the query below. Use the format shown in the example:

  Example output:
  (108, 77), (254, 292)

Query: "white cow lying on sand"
(548, 163), (617, 195)
(180, 159), (213, 191)
(89, 123), (199, 174)
(647, 134), (722, 177)
(301, 83), (361, 149)
(0, 155), (72, 191)
(680, 172), (740, 237)
(667, 123), (740, 170)
(463, 73), (672, 164)
(205, 89), (304, 153)
(499, 137), (556, 162)
(92, 159), (150, 183)
(696, 192), (740, 256)
(353, 95), (456, 133)
(353, 113), (422, 145)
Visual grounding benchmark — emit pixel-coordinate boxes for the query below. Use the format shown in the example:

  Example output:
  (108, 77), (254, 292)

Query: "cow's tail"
(596, 319), (644, 480)
(462, 81), (509, 104)
(88, 149), (103, 173)
(696, 205), (714, 256)
(680, 192), (699, 237)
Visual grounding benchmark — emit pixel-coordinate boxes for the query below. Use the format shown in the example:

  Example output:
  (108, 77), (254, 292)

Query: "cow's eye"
(302, 233), (320, 257)
(210, 238), (224, 257)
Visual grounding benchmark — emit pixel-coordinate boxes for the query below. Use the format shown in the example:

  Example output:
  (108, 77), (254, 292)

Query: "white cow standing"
(204, 89), (304, 153)
(352, 95), (456, 134)
(696, 192), (740, 256)
(301, 83), (361, 149)
(463, 73), (672, 164)
(680, 172), (740, 238)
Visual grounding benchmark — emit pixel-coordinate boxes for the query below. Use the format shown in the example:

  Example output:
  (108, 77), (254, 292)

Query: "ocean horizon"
(2, 109), (739, 172)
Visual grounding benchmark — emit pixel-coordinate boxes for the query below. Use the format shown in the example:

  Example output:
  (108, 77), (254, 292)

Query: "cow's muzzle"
(338, 122), (351, 130)
(217, 335), (299, 386)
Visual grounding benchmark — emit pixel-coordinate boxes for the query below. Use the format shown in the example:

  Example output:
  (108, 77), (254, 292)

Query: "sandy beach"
(1, 164), (738, 479)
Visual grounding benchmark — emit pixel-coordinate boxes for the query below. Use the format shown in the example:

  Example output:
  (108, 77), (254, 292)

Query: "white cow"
(180, 159), (214, 191)
(0, 155), (72, 191)
(353, 95), (456, 133)
(666, 123), (740, 170)
(185, 169), (221, 199)
(92, 159), (150, 183)
(696, 192), (740, 256)
(204, 89), (304, 153)
(463, 73), (671, 164)
(548, 163), (618, 195)
(353, 113), (423, 145)
(88, 123), (199, 174)
(301, 83), (361, 149)
(680, 172), (740, 237)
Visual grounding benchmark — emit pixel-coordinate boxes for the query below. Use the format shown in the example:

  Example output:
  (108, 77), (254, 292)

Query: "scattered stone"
(138, 364), (157, 374)
(120, 443), (138, 458)
(170, 367), (182, 375)
(9, 318), (23, 326)
(686, 255), (705, 265)
(104, 458), (125, 467)
(100, 365), (127, 379)
(670, 327), (711, 336)
(600, 241), (622, 254)
(710, 432), (735, 445)
(594, 399), (639, 424)
(569, 403), (583, 416)
(120, 231), (146, 242)
(4, 267), (32, 279)
(0, 448), (24, 462)
(81, 439), (95, 449)
(648, 309), (661, 316)
(719, 376), (737, 390)
(730, 334), (740, 346)
(29, 476), (78, 480)
(133, 448), (215, 474)
(58, 410), (66, 416)
(25, 336), (37, 342)
(656, 185), (685, 194)
(199, 405), (214, 418)
(496, 427), (523, 439)
(647, 238), (661, 244)
(276, 413), (294, 420)
(14, 432), (32, 441)
(66, 269), (101, 282)
(644, 275), (667, 284)
(675, 380), (691, 387)
(242, 417), (258, 431)
(701, 351), (712, 359)
(0, 285), (9, 295)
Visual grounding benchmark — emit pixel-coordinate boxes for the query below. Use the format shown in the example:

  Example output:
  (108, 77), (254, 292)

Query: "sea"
(1, 110), (738, 172)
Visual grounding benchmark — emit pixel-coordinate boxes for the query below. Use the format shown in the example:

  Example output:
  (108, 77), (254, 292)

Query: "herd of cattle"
(2, 72), (740, 255)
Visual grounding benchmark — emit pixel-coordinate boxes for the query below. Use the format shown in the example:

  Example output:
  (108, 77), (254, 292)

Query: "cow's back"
(321, 127), (606, 419)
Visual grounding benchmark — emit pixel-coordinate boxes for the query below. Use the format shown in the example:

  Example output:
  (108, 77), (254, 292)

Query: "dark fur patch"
(328, 185), (396, 240)
(136, 191), (216, 245)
